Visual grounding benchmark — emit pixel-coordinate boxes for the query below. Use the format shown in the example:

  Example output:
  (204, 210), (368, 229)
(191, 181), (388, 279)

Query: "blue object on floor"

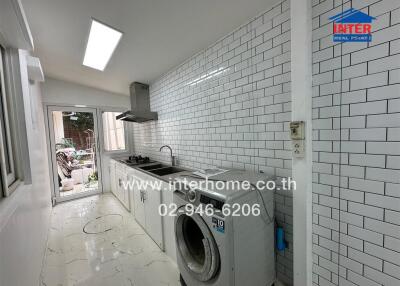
(276, 227), (286, 251)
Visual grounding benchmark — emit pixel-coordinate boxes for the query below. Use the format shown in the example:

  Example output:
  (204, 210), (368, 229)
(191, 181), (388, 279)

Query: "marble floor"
(60, 181), (99, 197)
(40, 194), (180, 286)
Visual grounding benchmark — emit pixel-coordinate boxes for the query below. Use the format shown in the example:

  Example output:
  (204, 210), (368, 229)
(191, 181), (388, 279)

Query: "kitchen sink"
(148, 167), (185, 176)
(139, 163), (167, 170)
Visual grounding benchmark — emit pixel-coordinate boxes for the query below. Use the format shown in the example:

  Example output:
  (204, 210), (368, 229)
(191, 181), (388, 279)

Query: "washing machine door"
(175, 207), (220, 282)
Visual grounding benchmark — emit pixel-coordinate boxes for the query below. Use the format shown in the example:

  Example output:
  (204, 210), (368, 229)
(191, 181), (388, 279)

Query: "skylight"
(83, 19), (123, 71)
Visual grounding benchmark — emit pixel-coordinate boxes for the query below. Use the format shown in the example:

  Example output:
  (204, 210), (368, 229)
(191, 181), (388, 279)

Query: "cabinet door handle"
(140, 190), (145, 202)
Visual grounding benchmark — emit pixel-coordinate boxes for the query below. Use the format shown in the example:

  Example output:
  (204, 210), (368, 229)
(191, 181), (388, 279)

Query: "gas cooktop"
(120, 155), (154, 166)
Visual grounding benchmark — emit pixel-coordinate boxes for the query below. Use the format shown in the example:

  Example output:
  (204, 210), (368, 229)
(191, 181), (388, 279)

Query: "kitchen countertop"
(115, 159), (193, 183)
(114, 158), (276, 192)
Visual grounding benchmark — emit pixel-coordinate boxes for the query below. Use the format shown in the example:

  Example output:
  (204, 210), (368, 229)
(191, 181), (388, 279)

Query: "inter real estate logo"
(329, 8), (376, 42)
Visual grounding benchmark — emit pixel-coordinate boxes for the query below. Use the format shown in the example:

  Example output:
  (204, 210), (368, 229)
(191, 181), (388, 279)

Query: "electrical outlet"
(292, 140), (304, 158)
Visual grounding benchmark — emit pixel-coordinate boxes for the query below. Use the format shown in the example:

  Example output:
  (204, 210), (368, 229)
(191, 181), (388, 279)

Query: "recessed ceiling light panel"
(83, 19), (123, 71)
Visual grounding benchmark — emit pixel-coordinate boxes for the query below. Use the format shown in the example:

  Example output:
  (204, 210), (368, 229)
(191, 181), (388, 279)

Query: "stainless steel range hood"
(116, 82), (158, 123)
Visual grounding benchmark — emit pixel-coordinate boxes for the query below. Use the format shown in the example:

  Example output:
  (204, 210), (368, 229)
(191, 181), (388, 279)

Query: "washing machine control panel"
(200, 195), (224, 210)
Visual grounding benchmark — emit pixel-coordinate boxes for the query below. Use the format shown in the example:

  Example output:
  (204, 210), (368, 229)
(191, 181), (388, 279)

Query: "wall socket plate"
(292, 140), (304, 158)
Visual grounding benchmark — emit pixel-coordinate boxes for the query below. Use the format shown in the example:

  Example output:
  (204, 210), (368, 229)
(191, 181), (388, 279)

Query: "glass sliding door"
(47, 106), (103, 202)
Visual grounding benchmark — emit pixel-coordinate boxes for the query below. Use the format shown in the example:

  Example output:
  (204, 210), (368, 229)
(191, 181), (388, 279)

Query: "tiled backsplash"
(131, 1), (293, 284)
(132, 0), (400, 285)
(312, 0), (400, 285)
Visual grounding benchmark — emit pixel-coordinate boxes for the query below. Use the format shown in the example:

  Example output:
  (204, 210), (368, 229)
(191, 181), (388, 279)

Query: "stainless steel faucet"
(159, 145), (176, 166)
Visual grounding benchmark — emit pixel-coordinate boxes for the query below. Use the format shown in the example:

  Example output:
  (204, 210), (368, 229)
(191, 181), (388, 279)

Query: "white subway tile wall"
(312, 0), (400, 286)
(131, 1), (293, 284)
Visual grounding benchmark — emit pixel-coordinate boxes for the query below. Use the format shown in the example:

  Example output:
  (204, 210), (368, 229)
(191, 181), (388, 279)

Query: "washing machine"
(173, 170), (276, 286)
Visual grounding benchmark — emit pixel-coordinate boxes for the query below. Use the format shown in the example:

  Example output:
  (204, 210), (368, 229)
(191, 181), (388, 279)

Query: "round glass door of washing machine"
(175, 207), (220, 282)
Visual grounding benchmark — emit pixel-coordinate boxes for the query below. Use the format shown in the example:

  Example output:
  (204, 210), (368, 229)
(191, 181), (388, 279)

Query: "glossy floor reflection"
(40, 194), (180, 286)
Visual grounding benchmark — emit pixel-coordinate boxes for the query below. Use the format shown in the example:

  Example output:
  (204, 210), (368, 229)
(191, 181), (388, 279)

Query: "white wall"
(0, 50), (52, 286)
(290, 0), (313, 285)
(131, 1), (294, 284)
(42, 77), (130, 108)
(0, 43), (132, 286)
(312, 0), (400, 285)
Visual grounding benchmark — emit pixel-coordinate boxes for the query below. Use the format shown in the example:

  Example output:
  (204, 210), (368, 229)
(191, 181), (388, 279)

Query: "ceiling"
(22, 0), (279, 95)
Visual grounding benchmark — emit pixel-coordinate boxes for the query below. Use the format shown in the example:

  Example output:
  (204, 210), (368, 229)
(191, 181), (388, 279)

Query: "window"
(102, 112), (126, 151)
(0, 46), (18, 196)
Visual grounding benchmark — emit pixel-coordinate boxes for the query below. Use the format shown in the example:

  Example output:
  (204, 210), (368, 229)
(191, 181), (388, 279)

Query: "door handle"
(140, 190), (146, 202)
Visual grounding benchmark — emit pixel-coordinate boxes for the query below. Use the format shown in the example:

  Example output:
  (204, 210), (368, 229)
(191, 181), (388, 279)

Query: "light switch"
(290, 121), (305, 140)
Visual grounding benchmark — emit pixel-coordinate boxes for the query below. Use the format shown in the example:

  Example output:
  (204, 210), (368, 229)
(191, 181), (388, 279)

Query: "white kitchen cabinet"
(144, 184), (163, 249)
(109, 160), (117, 194)
(115, 169), (125, 202)
(111, 161), (130, 211)
(129, 171), (164, 250)
(119, 172), (130, 211)
(112, 164), (166, 252)
(160, 181), (177, 263)
(122, 180), (131, 211)
(132, 174), (146, 228)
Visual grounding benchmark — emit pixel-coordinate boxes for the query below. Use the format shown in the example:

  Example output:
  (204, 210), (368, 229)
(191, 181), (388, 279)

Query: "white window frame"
(0, 46), (18, 197)
(101, 110), (129, 154)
